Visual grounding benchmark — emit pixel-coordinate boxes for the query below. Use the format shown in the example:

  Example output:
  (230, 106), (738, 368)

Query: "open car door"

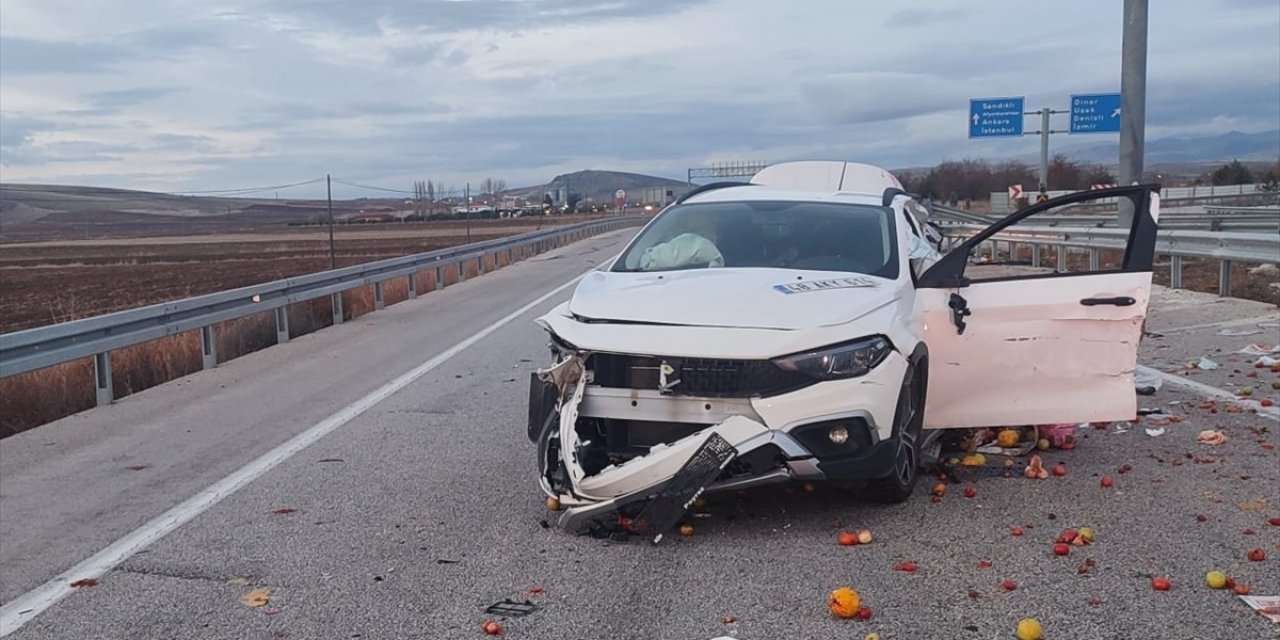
(915, 186), (1160, 429)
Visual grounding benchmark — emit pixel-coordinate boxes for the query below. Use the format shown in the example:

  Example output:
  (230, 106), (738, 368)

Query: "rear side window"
(614, 200), (898, 279)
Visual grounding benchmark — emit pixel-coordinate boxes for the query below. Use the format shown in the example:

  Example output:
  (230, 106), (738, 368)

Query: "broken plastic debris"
(1145, 428), (1166, 437)
(1239, 343), (1280, 356)
(1195, 430), (1228, 445)
(1237, 595), (1280, 624)
(484, 599), (540, 618)
(1134, 371), (1163, 396)
(1196, 357), (1220, 370)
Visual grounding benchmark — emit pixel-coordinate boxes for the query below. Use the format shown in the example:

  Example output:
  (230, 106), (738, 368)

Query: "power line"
(329, 178), (415, 195)
(170, 177), (327, 196)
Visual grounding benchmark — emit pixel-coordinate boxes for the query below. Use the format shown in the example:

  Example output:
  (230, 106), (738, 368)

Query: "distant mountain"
(1051, 129), (1280, 165)
(509, 170), (690, 204)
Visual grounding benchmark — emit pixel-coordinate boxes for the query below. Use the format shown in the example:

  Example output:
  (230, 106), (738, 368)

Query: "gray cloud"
(0, 115), (58, 149)
(84, 88), (183, 109)
(0, 27), (222, 75)
(883, 7), (968, 28)
(257, 0), (708, 34)
(0, 37), (129, 74)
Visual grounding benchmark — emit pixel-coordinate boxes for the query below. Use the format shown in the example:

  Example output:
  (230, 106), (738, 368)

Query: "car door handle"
(1080, 296), (1136, 306)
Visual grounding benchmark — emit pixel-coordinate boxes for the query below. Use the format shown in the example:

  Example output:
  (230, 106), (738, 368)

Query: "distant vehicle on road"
(527, 161), (1160, 530)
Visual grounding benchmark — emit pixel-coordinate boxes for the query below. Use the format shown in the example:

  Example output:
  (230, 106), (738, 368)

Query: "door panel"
(915, 185), (1159, 429)
(919, 271), (1150, 428)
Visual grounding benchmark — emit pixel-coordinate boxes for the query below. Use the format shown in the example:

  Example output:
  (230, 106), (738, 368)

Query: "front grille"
(591, 353), (814, 397)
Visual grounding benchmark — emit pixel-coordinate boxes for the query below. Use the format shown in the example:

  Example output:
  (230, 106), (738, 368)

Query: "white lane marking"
(1136, 365), (1280, 422)
(0, 271), (588, 637)
(1150, 314), (1280, 335)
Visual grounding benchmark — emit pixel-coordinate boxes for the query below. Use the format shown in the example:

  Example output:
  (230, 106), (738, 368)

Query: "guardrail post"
(275, 307), (290, 343)
(94, 352), (113, 406)
(332, 293), (344, 325)
(201, 325), (217, 369)
(1056, 246), (1068, 271)
(458, 261), (466, 283)
(1219, 260), (1233, 296)
(407, 273), (418, 299)
(1030, 244), (1041, 267)
(435, 266), (444, 290)
(1169, 255), (1183, 289)
(1088, 248), (1100, 271)
(479, 254), (486, 276)
(374, 281), (385, 310)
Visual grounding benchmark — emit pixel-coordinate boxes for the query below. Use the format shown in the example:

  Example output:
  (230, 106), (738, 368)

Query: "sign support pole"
(1118, 0), (1148, 226)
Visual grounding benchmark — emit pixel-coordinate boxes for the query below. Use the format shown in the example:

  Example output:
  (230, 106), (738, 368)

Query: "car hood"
(567, 268), (900, 330)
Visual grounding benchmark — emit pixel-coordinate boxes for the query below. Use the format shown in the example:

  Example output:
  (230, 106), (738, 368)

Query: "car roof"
(682, 186), (887, 207)
(679, 161), (909, 208)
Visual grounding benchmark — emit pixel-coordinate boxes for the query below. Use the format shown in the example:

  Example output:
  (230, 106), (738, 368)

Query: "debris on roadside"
(1134, 371), (1163, 395)
(1196, 430), (1228, 445)
(240, 588), (272, 608)
(483, 599), (539, 618)
(1195, 356), (1221, 370)
(1238, 595), (1280, 624)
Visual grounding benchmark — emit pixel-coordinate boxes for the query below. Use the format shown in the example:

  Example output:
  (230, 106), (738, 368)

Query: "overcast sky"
(1, 0), (1277, 197)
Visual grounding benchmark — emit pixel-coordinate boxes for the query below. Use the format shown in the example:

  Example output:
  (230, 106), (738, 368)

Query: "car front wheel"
(864, 361), (926, 504)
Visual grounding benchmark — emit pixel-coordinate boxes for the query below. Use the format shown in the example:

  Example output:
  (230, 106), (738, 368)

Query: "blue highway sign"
(968, 97), (1025, 138)
(1070, 93), (1122, 133)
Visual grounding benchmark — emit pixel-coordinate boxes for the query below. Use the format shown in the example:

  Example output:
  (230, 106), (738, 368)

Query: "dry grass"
(0, 231), (563, 438)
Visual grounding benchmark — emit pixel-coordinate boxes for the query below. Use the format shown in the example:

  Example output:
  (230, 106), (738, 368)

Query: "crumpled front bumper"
(531, 351), (908, 531)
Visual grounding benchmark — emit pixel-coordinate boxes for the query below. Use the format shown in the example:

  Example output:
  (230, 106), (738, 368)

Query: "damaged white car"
(528, 161), (1160, 532)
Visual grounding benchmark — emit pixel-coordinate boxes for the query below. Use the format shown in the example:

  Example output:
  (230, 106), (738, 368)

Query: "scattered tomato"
(964, 486), (976, 498)
(1100, 476), (1113, 488)
(1016, 618), (1043, 640)
(838, 531), (858, 546)
(1233, 583), (1251, 595)
(482, 620), (503, 636)
(69, 578), (99, 588)
(857, 607), (872, 620)
(679, 523), (695, 537)
(857, 530), (873, 545)
(719, 615), (736, 624)
(1002, 579), (1017, 591)
(1011, 526), (1024, 537)
(931, 482), (947, 496)
(1269, 517), (1280, 526)
(930, 495), (942, 503)
(1262, 399), (1275, 407)
(1247, 548), (1266, 562)
(828, 587), (861, 618)
(1151, 576), (1171, 591)
(545, 496), (561, 511)
(1053, 543), (1071, 556)
(977, 560), (993, 569)
(893, 561), (918, 573)
(1196, 514), (1208, 522)
(1051, 463), (1066, 477)
(1205, 571), (1227, 589)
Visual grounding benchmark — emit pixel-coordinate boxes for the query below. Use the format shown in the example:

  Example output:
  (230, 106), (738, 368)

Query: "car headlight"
(773, 336), (893, 380)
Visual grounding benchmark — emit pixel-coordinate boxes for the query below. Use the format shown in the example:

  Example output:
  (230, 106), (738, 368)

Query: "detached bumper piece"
(627, 433), (737, 544)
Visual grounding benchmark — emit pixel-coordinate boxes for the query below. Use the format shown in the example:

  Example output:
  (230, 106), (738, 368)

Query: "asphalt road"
(1, 231), (1277, 640)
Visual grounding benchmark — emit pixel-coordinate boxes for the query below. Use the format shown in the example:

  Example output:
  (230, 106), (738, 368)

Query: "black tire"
(865, 361), (926, 504)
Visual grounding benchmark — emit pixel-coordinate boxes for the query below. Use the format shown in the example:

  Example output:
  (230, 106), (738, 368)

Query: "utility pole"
(465, 182), (471, 243)
(326, 174), (336, 270)
(1118, 0), (1148, 226)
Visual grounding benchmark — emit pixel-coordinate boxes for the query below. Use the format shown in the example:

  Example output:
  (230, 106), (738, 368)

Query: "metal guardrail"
(0, 217), (645, 404)
(939, 222), (1280, 296)
(932, 203), (1280, 231)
